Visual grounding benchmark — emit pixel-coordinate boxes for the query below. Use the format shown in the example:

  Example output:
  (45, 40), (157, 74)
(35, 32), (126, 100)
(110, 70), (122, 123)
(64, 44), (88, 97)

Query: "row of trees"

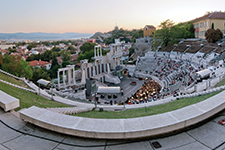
(103, 28), (143, 45)
(0, 53), (61, 84)
(77, 42), (108, 62)
(154, 19), (223, 47)
(0, 54), (33, 79)
(16, 40), (78, 47)
(23, 49), (74, 84)
(153, 19), (195, 47)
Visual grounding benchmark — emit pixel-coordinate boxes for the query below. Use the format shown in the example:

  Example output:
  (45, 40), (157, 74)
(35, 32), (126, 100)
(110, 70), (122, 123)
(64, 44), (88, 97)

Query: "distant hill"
(0, 32), (93, 41)
(90, 32), (104, 38)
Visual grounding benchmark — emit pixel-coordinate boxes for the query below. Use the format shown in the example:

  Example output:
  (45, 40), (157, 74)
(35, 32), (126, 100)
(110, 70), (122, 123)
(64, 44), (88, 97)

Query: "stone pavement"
(1, 108), (225, 150)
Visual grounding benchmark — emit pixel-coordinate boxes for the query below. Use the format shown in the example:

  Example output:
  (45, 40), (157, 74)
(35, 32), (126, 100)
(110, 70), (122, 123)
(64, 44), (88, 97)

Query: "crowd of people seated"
(151, 54), (201, 87)
(153, 58), (184, 80)
(125, 78), (162, 104)
(106, 55), (206, 106)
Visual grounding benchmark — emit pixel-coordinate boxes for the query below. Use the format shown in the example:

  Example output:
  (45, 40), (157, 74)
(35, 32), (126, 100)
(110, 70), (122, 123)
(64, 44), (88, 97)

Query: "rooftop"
(190, 11), (225, 22)
(29, 60), (51, 67)
(145, 25), (156, 29)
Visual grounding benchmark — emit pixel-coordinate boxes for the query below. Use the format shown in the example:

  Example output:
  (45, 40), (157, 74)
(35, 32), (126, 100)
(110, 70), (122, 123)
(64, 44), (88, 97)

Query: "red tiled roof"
(56, 57), (62, 64)
(70, 54), (78, 61)
(75, 63), (80, 66)
(126, 36), (132, 39)
(190, 12), (225, 23)
(145, 25), (156, 29)
(29, 60), (51, 67)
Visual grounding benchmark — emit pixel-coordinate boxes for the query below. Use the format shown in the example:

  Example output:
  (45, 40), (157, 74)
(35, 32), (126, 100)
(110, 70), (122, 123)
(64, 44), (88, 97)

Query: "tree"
(131, 29), (143, 43)
(205, 28), (223, 43)
(129, 47), (135, 57)
(80, 42), (97, 54)
(77, 49), (95, 62)
(0, 53), (3, 67)
(183, 22), (195, 38)
(153, 20), (195, 48)
(62, 61), (72, 67)
(60, 50), (71, 61)
(27, 43), (37, 50)
(48, 54), (60, 78)
(154, 19), (175, 47)
(41, 50), (54, 62)
(52, 46), (61, 52)
(31, 67), (50, 84)
(67, 46), (74, 50)
(16, 60), (33, 79)
(1, 55), (33, 79)
(16, 42), (26, 47)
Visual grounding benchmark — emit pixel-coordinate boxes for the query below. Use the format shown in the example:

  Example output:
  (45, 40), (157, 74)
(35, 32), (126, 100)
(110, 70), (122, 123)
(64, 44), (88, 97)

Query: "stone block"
(0, 90), (19, 112)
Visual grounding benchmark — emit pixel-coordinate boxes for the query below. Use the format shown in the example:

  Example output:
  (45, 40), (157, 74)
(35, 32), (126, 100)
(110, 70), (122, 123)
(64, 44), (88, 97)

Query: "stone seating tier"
(20, 90), (225, 139)
(199, 46), (215, 54)
(0, 90), (19, 112)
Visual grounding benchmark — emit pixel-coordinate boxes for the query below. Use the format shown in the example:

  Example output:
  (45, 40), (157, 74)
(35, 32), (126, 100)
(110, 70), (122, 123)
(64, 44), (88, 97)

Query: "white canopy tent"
(196, 69), (211, 79)
(37, 79), (51, 86)
(97, 87), (120, 94)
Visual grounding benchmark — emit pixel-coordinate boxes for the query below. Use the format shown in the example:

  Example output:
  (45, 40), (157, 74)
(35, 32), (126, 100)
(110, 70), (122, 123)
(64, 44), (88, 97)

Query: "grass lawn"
(0, 72), (30, 89)
(75, 91), (222, 119)
(0, 81), (70, 111)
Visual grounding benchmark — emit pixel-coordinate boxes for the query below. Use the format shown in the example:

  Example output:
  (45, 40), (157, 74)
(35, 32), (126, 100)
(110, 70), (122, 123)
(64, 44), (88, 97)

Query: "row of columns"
(111, 44), (122, 56)
(112, 57), (121, 69)
(94, 45), (102, 58)
(57, 66), (76, 89)
(85, 64), (110, 79)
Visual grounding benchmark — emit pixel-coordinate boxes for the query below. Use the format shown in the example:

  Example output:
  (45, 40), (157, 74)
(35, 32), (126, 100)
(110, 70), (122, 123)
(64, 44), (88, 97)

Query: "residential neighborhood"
(1, 2), (225, 148)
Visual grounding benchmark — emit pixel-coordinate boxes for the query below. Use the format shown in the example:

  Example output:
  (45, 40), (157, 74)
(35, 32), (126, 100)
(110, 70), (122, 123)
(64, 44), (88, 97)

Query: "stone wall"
(195, 74), (225, 92)
(74, 70), (82, 80)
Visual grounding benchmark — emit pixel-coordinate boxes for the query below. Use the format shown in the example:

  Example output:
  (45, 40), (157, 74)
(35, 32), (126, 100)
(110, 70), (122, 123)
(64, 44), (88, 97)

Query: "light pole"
(122, 93), (125, 109)
(51, 83), (54, 100)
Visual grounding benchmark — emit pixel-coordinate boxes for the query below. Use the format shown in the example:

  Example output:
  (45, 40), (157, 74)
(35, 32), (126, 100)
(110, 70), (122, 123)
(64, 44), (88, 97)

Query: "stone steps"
(46, 107), (92, 115)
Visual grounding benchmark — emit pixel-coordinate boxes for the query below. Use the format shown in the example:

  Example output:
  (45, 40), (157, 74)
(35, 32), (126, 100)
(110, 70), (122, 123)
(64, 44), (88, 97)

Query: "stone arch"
(122, 68), (129, 76)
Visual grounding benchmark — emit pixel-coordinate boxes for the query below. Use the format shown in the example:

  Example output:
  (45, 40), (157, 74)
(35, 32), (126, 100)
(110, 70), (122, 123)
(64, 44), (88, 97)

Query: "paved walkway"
(1, 108), (225, 150)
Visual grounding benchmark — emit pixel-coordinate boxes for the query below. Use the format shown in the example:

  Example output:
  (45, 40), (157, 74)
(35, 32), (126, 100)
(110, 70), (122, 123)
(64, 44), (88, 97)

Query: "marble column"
(63, 70), (65, 86)
(96, 63), (99, 75)
(94, 47), (96, 57)
(97, 47), (99, 57)
(104, 64), (106, 73)
(100, 62), (102, 73)
(73, 67), (76, 84)
(58, 71), (60, 88)
(68, 69), (71, 85)
(89, 67), (92, 77)
(107, 63), (110, 73)
(85, 68), (88, 79)
(100, 47), (102, 56)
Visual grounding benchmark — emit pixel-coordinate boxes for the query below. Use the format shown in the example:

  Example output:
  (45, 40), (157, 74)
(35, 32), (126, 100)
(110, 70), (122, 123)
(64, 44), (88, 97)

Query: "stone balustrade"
(20, 89), (225, 139)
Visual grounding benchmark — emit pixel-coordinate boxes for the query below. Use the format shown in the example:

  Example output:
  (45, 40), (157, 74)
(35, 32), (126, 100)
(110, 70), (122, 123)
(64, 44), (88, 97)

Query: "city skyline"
(0, 0), (225, 34)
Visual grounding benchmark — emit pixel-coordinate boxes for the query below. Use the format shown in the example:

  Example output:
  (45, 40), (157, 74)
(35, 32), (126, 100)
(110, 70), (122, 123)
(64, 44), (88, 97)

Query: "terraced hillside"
(0, 72), (29, 88)
(0, 72), (70, 111)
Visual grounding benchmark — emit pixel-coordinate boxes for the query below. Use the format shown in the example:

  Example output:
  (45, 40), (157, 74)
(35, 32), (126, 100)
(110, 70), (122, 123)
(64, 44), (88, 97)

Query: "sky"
(0, 0), (225, 34)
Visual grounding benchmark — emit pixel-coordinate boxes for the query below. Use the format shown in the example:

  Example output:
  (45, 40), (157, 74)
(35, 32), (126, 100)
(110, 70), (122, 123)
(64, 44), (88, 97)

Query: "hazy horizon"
(0, 31), (94, 34)
(1, 0), (225, 33)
